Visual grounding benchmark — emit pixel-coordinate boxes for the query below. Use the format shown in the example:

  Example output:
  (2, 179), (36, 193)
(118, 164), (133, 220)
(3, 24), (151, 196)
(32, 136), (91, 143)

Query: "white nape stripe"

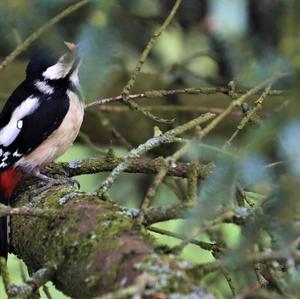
(0, 96), (40, 147)
(34, 80), (54, 95)
(42, 54), (73, 80)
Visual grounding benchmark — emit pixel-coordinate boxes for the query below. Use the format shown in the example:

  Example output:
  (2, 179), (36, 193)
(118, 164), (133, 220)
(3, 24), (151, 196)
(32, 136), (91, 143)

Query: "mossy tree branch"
(9, 183), (214, 299)
(52, 156), (214, 179)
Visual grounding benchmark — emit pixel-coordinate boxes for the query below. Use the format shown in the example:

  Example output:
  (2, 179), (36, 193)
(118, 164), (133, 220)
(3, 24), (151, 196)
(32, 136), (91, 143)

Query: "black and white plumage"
(0, 42), (84, 259)
(0, 43), (84, 173)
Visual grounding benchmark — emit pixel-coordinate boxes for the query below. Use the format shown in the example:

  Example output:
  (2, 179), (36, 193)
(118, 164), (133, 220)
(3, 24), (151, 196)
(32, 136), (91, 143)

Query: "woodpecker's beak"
(64, 42), (80, 77)
(64, 41), (77, 57)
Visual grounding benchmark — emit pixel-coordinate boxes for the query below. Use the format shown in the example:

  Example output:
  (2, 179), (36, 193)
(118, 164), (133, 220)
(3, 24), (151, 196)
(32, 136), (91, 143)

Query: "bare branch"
(98, 112), (215, 194)
(0, 0), (90, 70)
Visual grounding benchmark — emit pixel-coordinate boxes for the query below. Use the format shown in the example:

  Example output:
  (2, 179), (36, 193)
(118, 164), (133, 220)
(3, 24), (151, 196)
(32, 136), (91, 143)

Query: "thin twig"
(174, 211), (235, 253)
(0, 0), (90, 69)
(135, 165), (169, 225)
(147, 226), (221, 252)
(78, 131), (106, 155)
(19, 261), (28, 283)
(94, 104), (243, 116)
(85, 87), (288, 109)
(120, 0), (183, 124)
(187, 163), (198, 203)
(92, 111), (133, 150)
(5, 268), (54, 298)
(253, 263), (268, 288)
(166, 75), (283, 165)
(43, 285), (54, 299)
(220, 267), (236, 296)
(224, 82), (273, 147)
(192, 248), (300, 277)
(97, 113), (215, 194)
(140, 166), (169, 210)
(197, 77), (280, 141)
(0, 258), (12, 295)
(0, 203), (57, 218)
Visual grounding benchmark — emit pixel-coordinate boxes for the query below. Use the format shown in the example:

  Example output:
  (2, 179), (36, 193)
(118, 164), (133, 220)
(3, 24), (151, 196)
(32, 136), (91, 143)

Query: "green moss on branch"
(54, 156), (213, 179)
(10, 183), (213, 298)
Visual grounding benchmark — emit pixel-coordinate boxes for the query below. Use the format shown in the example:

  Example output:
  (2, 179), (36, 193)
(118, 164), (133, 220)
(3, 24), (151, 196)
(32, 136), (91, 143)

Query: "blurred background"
(0, 0), (300, 298)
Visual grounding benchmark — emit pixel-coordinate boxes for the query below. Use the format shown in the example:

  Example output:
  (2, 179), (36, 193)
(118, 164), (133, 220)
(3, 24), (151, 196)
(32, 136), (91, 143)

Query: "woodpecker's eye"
(17, 120), (23, 129)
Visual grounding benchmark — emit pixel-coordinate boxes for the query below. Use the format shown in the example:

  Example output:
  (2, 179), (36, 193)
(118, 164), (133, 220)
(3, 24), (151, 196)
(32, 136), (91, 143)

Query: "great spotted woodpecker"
(0, 42), (84, 258)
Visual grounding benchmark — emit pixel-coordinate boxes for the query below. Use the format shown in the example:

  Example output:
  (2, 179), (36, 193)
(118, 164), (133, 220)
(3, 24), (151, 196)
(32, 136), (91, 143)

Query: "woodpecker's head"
(26, 42), (79, 83)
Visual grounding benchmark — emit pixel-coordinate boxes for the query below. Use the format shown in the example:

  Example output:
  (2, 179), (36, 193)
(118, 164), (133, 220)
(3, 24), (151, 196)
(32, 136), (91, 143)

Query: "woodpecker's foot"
(29, 171), (80, 200)
(34, 170), (80, 188)
(46, 166), (70, 178)
(36, 172), (80, 188)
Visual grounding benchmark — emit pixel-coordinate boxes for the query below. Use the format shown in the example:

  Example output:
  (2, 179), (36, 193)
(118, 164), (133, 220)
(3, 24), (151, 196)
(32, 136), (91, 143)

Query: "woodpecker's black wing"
(0, 80), (33, 128)
(0, 79), (70, 172)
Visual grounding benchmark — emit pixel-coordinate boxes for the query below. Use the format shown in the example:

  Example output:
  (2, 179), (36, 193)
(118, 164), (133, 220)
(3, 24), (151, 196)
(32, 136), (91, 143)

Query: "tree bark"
(10, 181), (213, 299)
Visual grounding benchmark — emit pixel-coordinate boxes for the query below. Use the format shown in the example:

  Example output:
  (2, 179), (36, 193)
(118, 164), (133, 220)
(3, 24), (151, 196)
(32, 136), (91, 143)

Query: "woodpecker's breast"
(16, 90), (84, 170)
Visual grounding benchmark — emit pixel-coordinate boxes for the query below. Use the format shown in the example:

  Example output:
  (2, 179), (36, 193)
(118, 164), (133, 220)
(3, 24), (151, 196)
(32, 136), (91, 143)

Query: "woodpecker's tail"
(0, 168), (23, 259)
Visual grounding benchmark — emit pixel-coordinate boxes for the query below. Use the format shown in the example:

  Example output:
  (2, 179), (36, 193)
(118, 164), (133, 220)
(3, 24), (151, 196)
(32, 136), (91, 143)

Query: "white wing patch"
(13, 150), (22, 157)
(0, 96), (39, 146)
(0, 162), (7, 168)
(3, 151), (10, 160)
(0, 151), (10, 168)
(17, 120), (23, 129)
(34, 80), (54, 95)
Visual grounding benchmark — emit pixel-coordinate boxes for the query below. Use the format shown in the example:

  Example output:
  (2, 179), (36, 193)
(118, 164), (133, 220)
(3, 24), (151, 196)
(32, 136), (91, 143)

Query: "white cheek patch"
(34, 80), (54, 95)
(43, 62), (67, 80)
(0, 96), (40, 147)
(42, 54), (73, 80)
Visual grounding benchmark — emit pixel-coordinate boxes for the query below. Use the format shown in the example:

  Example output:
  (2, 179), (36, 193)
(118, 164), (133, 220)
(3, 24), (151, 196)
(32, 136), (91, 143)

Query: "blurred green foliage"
(0, 0), (300, 298)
